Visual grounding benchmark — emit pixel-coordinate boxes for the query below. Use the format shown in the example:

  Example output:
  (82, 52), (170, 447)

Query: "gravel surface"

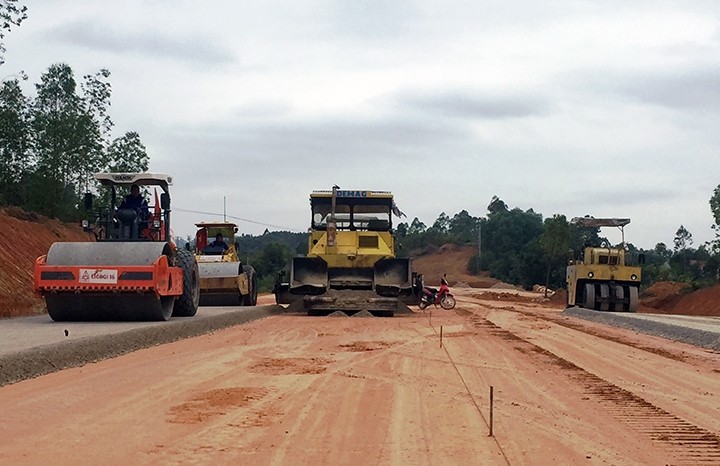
(563, 307), (720, 351)
(0, 306), (285, 387)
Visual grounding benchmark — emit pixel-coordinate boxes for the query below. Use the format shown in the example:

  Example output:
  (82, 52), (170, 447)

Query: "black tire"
(440, 294), (456, 309)
(242, 265), (257, 306)
(173, 249), (200, 317)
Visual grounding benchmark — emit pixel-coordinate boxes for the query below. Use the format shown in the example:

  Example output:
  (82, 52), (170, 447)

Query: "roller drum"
(198, 262), (243, 306)
(46, 242), (173, 266)
(44, 241), (176, 321)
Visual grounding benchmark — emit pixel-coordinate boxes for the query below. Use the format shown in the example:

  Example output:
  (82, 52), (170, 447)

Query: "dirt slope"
(411, 243), (498, 288)
(0, 207), (92, 318)
(639, 281), (720, 316)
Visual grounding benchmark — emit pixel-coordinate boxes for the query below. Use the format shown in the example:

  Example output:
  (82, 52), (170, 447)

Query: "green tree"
(710, 184), (720, 257)
(482, 206), (544, 285)
(0, 76), (30, 204)
(252, 242), (294, 291)
(431, 212), (450, 234)
(448, 209), (479, 244)
(0, 0), (27, 65)
(539, 214), (570, 296)
(107, 131), (149, 172)
(673, 225), (694, 277)
(29, 63), (112, 218)
(408, 217), (427, 235)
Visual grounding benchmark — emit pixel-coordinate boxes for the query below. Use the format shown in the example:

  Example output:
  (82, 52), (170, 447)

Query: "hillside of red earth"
(640, 281), (720, 316)
(0, 207), (93, 318)
(410, 243), (498, 288)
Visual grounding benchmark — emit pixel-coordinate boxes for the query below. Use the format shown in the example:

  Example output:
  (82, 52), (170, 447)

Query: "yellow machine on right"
(566, 217), (645, 312)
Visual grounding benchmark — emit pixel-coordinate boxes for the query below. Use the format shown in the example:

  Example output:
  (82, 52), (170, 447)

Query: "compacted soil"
(1, 289), (718, 465)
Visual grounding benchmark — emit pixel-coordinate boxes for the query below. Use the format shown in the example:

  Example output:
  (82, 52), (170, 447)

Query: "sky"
(3, 0), (720, 249)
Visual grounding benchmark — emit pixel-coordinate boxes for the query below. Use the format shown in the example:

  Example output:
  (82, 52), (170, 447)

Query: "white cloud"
(3, 0), (719, 248)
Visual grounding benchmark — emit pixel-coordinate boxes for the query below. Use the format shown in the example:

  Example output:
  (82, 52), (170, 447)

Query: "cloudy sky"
(4, 0), (719, 248)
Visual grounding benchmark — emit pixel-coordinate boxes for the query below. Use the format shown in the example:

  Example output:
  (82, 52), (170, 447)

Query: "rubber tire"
(418, 299), (428, 310)
(613, 286), (625, 311)
(173, 249), (200, 317)
(599, 284), (610, 311)
(440, 295), (456, 310)
(242, 265), (258, 306)
(583, 283), (595, 310)
(628, 286), (639, 312)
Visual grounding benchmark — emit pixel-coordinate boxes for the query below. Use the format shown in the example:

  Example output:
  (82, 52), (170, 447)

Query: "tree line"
(0, 63), (149, 220)
(394, 191), (720, 292)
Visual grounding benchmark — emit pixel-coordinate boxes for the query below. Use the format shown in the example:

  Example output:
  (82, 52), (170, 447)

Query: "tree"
(482, 205), (544, 285)
(448, 210), (480, 244)
(0, 0), (27, 65)
(710, 184), (720, 256)
(0, 76), (30, 204)
(673, 225), (693, 252)
(487, 195), (508, 214)
(30, 63), (113, 218)
(539, 214), (570, 296)
(408, 217), (427, 235)
(431, 212), (450, 234)
(673, 225), (694, 276)
(107, 131), (148, 173)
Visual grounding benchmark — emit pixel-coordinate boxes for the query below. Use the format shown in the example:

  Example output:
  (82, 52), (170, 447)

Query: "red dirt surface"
(0, 207), (92, 318)
(1, 292), (718, 464)
(412, 243), (498, 288)
(666, 283), (720, 316)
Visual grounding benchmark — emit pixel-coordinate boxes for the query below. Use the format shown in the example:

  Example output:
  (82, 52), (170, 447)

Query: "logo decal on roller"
(79, 268), (118, 284)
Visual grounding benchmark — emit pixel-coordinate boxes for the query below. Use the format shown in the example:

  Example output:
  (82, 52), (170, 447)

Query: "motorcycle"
(418, 275), (456, 310)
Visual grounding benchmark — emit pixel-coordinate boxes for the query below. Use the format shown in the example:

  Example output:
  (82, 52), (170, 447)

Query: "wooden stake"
(440, 325), (443, 348)
(489, 385), (494, 437)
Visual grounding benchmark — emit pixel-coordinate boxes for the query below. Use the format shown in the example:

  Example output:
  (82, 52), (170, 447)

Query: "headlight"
(587, 272), (594, 278)
(153, 219), (161, 228)
(81, 220), (89, 228)
(631, 274), (638, 280)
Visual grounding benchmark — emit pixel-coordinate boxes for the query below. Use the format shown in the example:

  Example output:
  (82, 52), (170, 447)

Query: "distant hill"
(411, 244), (498, 288)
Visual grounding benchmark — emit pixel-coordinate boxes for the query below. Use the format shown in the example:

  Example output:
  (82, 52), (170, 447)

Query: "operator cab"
(310, 191), (393, 232)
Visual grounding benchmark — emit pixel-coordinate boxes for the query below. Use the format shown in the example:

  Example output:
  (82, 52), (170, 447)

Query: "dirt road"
(1, 290), (719, 465)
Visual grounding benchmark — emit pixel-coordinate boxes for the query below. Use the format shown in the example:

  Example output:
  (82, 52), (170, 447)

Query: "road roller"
(274, 187), (423, 316)
(33, 173), (200, 321)
(194, 222), (257, 306)
(566, 217), (645, 312)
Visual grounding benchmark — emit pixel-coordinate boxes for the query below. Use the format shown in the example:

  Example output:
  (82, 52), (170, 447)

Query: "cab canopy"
(95, 173), (173, 193)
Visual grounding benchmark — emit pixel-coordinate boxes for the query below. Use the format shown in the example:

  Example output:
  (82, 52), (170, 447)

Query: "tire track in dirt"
(456, 308), (720, 465)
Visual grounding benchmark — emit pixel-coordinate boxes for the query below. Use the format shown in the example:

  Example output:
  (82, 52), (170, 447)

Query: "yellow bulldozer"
(566, 217), (644, 312)
(194, 222), (257, 306)
(275, 188), (423, 316)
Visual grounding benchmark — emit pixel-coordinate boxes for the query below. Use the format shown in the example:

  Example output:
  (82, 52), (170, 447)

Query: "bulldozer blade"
(290, 256), (328, 294)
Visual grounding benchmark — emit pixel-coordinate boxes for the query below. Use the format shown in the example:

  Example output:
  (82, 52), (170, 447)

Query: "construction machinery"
(566, 217), (644, 312)
(194, 222), (257, 306)
(275, 187), (423, 316)
(34, 173), (199, 321)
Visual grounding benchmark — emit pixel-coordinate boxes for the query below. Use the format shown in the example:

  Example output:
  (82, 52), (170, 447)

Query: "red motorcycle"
(418, 275), (456, 310)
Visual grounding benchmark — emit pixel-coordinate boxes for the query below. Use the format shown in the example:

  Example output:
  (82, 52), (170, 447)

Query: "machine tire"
(583, 283), (595, 309)
(599, 284), (610, 311)
(242, 265), (257, 306)
(173, 249), (200, 317)
(613, 286), (625, 311)
(440, 295), (456, 309)
(418, 299), (429, 310)
(628, 286), (639, 312)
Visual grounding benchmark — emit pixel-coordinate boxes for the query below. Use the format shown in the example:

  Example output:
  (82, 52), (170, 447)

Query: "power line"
(172, 207), (304, 232)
